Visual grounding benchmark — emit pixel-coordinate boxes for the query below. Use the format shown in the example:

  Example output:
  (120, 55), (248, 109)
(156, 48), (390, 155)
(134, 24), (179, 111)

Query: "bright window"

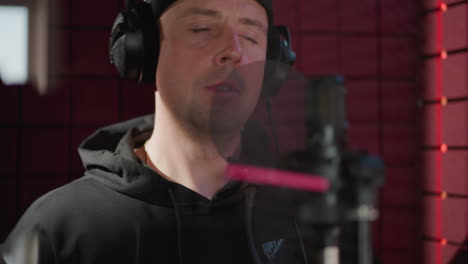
(0, 6), (29, 85)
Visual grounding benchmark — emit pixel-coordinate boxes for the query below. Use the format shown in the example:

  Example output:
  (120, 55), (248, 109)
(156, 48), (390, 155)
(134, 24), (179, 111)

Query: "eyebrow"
(178, 7), (221, 19)
(178, 7), (268, 33)
(239, 18), (267, 33)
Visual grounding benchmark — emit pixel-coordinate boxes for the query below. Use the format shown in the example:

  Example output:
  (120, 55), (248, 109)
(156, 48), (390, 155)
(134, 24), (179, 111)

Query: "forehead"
(163, 0), (268, 25)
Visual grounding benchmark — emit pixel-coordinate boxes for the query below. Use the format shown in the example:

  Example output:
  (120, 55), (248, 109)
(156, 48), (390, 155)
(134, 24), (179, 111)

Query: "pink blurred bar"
(226, 164), (329, 193)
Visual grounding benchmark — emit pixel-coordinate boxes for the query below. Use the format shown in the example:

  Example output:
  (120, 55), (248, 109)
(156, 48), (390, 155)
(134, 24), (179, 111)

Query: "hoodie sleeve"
(0, 247), (5, 264)
(1, 226), (56, 264)
(0, 187), (62, 264)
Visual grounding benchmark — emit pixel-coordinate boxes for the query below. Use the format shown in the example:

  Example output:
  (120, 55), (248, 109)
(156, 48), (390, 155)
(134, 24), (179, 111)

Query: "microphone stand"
(279, 124), (342, 264)
(278, 128), (384, 264)
(341, 151), (385, 264)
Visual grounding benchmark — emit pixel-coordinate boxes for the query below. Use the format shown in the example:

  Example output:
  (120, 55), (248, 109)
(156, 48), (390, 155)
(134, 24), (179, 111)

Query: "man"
(0, 0), (303, 263)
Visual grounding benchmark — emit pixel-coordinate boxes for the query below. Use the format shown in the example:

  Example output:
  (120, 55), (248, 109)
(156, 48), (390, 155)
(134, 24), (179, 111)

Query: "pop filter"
(203, 59), (351, 263)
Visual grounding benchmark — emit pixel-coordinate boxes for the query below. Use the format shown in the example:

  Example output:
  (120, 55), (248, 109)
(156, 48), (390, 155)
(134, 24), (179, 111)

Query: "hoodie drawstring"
(245, 186), (309, 264)
(295, 219), (309, 264)
(245, 187), (264, 264)
(168, 187), (184, 264)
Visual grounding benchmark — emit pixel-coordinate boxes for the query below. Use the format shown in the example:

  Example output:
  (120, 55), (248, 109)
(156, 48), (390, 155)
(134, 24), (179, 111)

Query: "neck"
(144, 92), (241, 199)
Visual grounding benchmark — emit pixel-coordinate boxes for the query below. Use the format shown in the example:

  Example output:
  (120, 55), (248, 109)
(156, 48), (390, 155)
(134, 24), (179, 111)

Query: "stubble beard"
(181, 96), (245, 140)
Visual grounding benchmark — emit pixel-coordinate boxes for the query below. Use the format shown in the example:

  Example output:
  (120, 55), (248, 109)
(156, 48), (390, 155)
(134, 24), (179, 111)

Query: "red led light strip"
(424, 235), (468, 249)
(435, 1), (445, 263)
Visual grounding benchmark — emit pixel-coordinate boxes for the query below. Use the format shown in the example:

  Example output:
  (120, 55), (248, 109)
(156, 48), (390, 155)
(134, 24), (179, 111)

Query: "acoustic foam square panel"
(71, 79), (119, 125)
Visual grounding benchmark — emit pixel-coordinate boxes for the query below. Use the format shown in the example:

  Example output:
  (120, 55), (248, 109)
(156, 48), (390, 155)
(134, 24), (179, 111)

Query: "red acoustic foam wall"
(382, 124), (416, 165)
(71, 31), (118, 76)
(380, 0), (418, 34)
(298, 0), (338, 32)
(0, 179), (17, 242)
(381, 38), (417, 78)
(71, 0), (120, 27)
(22, 80), (71, 125)
(346, 81), (379, 122)
(423, 0), (462, 9)
(423, 151), (467, 194)
(20, 128), (69, 176)
(424, 243), (462, 264)
(423, 54), (468, 100)
(0, 129), (18, 176)
(381, 209), (420, 249)
(299, 36), (339, 75)
(273, 0), (298, 30)
(339, 0), (377, 33)
(340, 36), (378, 77)
(121, 81), (155, 121)
(421, 1), (468, 263)
(423, 196), (467, 243)
(424, 4), (467, 54)
(71, 79), (120, 125)
(380, 250), (419, 264)
(381, 167), (418, 207)
(442, 4), (467, 51)
(347, 124), (380, 155)
(0, 85), (19, 124)
(381, 82), (416, 122)
(422, 102), (468, 146)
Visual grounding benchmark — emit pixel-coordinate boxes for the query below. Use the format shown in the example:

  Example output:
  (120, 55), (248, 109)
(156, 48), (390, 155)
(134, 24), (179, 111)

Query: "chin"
(209, 114), (247, 136)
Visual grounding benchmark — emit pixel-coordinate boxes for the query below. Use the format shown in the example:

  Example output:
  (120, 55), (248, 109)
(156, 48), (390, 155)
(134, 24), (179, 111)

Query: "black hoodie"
(0, 114), (306, 264)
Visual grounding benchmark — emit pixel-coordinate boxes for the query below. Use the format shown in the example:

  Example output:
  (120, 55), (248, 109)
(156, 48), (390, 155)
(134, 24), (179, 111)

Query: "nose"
(214, 30), (243, 67)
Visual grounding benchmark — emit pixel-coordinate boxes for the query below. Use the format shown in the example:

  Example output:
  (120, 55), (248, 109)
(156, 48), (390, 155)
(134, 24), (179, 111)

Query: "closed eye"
(191, 28), (211, 33)
(244, 36), (258, 44)
(190, 28), (258, 44)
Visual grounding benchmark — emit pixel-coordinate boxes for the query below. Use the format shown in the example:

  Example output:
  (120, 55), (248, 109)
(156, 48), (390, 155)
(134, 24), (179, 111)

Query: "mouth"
(206, 80), (242, 96)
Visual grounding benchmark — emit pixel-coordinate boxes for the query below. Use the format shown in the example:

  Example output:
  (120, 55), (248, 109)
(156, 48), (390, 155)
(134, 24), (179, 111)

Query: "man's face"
(155, 0), (268, 136)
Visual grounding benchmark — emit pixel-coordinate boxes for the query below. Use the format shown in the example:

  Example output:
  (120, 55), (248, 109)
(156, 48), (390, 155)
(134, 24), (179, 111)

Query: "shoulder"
(4, 177), (144, 243)
(1, 177), (145, 263)
(22, 178), (111, 222)
(18, 176), (144, 229)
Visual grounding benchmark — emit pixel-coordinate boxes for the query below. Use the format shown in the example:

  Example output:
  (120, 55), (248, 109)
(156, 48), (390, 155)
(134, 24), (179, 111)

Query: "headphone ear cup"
(138, 3), (158, 83)
(261, 26), (295, 99)
(109, 3), (157, 83)
(276, 25), (296, 66)
(110, 33), (127, 78)
(109, 12), (128, 78)
(125, 31), (145, 79)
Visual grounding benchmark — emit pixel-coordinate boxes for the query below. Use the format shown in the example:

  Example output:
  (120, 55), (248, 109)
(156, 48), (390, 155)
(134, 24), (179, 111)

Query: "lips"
(206, 80), (242, 95)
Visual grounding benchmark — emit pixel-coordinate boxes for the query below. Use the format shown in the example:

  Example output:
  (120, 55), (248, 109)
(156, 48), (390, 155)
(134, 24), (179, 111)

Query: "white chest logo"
(261, 239), (285, 262)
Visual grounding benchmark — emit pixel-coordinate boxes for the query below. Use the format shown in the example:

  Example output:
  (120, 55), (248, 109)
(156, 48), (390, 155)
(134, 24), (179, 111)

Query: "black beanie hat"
(148, 0), (274, 28)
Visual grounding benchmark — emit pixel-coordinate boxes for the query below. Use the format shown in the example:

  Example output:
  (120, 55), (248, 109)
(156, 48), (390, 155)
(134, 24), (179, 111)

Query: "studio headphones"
(109, 0), (296, 98)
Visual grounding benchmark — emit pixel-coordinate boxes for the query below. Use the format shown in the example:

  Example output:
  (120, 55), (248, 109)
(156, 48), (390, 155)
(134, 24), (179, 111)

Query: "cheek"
(156, 46), (186, 101)
(157, 41), (195, 86)
(160, 37), (209, 76)
(156, 40), (211, 109)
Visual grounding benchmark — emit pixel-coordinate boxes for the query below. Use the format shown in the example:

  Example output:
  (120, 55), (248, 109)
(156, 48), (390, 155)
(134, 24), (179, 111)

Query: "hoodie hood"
(77, 114), (246, 207)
